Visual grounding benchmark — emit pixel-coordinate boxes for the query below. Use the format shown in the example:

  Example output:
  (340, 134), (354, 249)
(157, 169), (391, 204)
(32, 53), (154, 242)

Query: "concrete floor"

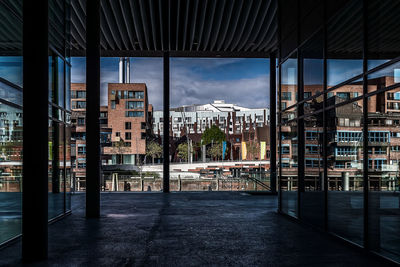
(0, 192), (393, 266)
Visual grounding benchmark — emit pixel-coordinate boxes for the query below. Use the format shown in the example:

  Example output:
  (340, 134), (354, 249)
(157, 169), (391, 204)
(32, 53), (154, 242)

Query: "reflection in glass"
(327, 101), (364, 245)
(368, 86), (400, 260)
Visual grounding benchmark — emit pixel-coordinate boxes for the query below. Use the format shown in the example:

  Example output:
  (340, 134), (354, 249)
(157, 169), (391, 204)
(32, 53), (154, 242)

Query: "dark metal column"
(86, 0), (101, 218)
(297, 49), (305, 219)
(362, 0), (369, 250)
(22, 0), (49, 261)
(163, 51), (170, 192)
(269, 52), (277, 193)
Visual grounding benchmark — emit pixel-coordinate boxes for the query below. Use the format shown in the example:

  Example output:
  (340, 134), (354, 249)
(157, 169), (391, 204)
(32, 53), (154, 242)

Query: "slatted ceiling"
(67, 0), (279, 55)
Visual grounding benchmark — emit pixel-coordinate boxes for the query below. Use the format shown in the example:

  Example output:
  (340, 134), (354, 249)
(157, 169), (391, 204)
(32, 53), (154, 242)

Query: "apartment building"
(153, 100), (270, 137)
(280, 76), (400, 191)
(102, 83), (153, 165)
(71, 83), (111, 189)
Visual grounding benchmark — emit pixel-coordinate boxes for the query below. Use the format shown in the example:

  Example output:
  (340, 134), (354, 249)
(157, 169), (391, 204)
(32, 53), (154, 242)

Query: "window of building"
(305, 145), (319, 154)
(117, 90), (122, 99)
(304, 92), (311, 99)
(78, 162), (86, 169)
(125, 122), (131, 129)
(77, 146), (86, 155)
(141, 122), (146, 129)
(305, 131), (318, 140)
(125, 142), (131, 147)
(72, 100), (86, 109)
(111, 100), (116, 109)
(368, 131), (389, 143)
(282, 92), (292, 100)
(111, 90), (115, 95)
(125, 132), (131, 140)
(337, 92), (350, 100)
(134, 91), (144, 99)
(125, 111), (144, 117)
(374, 146), (387, 154)
(141, 132), (146, 139)
(125, 101), (144, 109)
(335, 162), (345, 168)
(281, 162), (290, 168)
(123, 90), (128, 99)
(78, 117), (85, 126)
(336, 147), (357, 156)
(116, 132), (120, 137)
(281, 145), (290, 154)
(281, 102), (287, 110)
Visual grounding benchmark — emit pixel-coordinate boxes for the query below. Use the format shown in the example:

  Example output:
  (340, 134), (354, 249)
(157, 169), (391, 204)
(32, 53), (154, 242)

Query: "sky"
(71, 57), (270, 110)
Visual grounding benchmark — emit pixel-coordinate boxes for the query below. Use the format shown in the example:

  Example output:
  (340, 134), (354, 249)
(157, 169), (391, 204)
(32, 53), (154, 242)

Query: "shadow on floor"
(0, 192), (393, 266)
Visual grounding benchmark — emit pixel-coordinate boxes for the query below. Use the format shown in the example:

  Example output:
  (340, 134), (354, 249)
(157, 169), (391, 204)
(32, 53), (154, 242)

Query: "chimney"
(119, 57), (131, 83)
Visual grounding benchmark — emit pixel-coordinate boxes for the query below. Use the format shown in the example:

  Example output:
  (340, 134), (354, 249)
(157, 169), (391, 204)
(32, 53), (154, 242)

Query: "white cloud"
(72, 57), (270, 110)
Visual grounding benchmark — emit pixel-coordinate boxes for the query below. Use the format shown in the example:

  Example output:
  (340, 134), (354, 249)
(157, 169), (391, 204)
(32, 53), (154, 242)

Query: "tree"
(112, 137), (128, 164)
(201, 125), (225, 145)
(146, 141), (163, 164)
(207, 143), (225, 161)
(177, 143), (189, 161)
(246, 141), (258, 160)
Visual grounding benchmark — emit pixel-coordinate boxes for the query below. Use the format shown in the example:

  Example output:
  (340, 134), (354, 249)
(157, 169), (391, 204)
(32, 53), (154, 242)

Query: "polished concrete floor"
(0, 192), (393, 266)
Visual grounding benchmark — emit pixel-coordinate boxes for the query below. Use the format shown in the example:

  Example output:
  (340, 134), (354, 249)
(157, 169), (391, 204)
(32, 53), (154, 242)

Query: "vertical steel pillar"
(86, 0), (101, 218)
(269, 52), (277, 193)
(22, 0), (49, 261)
(163, 52), (170, 192)
(322, 0), (329, 232)
(362, 0), (369, 250)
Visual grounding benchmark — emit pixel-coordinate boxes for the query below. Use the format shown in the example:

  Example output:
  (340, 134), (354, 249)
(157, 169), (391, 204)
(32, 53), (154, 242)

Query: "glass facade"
(0, 1), (23, 245)
(278, 0), (400, 263)
(48, 0), (72, 220)
(0, 0), (71, 245)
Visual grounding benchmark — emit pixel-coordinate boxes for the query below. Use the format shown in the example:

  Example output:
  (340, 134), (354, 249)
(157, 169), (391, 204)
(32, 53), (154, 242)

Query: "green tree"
(201, 125), (226, 145)
(207, 143), (225, 161)
(246, 142), (258, 160)
(177, 143), (188, 161)
(146, 141), (163, 164)
(112, 138), (127, 164)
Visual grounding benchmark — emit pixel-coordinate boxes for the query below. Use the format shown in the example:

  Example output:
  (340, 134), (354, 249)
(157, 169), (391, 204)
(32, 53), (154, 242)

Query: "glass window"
(111, 100), (116, 109)
(125, 122), (131, 129)
(57, 57), (65, 107)
(125, 101), (144, 109)
(125, 111), (144, 117)
(327, 101), (364, 246)
(134, 91), (144, 99)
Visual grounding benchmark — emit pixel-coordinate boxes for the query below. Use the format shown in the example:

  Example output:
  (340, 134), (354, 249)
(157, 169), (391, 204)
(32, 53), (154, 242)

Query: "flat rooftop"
(0, 192), (388, 266)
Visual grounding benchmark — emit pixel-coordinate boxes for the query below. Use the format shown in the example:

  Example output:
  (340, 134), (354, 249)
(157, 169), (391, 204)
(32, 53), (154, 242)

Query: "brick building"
(102, 83), (153, 165)
(71, 83), (111, 190)
(280, 76), (400, 191)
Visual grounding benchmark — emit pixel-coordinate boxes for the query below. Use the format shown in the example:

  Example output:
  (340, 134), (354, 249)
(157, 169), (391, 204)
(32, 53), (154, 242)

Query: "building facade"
(103, 83), (153, 165)
(153, 100), (270, 137)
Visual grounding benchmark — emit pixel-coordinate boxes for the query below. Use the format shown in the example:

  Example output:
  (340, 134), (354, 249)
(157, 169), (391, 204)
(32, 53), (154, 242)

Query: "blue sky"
(71, 57), (270, 110)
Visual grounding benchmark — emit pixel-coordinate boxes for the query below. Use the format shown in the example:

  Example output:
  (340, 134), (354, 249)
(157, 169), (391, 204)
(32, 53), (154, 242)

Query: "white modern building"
(153, 100), (270, 137)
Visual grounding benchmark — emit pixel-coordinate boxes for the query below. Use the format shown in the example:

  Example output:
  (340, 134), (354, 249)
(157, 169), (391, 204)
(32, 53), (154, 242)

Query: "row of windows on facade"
(281, 145), (394, 156)
(168, 115), (265, 123)
(280, 159), (390, 170)
(71, 90), (86, 99)
(281, 91), (361, 101)
(115, 130), (146, 140)
(111, 90), (144, 99)
(110, 100), (144, 110)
